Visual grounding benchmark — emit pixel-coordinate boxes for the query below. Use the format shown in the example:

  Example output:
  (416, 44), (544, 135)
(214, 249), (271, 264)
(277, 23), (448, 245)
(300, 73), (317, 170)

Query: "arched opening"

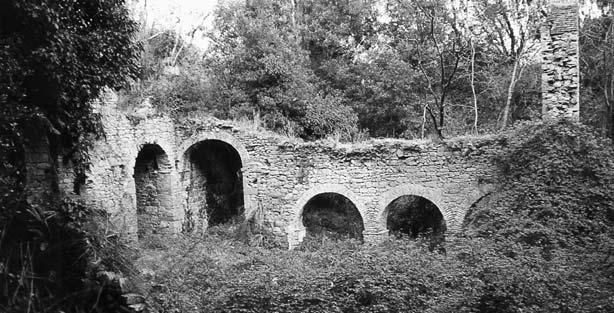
(301, 193), (364, 241)
(184, 140), (244, 230)
(385, 195), (446, 243)
(134, 144), (173, 238)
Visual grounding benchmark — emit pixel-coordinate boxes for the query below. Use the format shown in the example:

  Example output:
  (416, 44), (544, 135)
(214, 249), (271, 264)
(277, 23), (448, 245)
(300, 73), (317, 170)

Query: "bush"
(0, 198), (139, 312)
(465, 120), (614, 250)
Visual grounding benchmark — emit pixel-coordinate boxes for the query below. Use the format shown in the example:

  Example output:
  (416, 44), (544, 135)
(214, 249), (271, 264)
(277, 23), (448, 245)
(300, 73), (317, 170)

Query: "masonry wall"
(241, 136), (503, 248)
(78, 93), (182, 241)
(541, 0), (580, 120)
(134, 145), (174, 237)
(35, 91), (504, 248)
(173, 119), (504, 248)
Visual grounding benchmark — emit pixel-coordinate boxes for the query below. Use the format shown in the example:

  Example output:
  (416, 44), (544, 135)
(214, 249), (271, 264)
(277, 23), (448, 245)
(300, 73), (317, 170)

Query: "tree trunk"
(470, 38), (478, 134)
(608, 9), (614, 140)
(421, 102), (428, 139)
(501, 58), (519, 130)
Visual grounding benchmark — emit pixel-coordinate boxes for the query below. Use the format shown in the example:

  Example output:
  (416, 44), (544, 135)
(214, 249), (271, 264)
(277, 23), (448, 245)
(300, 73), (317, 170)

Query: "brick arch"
(177, 132), (250, 166)
(287, 184), (365, 249)
(378, 184), (450, 232)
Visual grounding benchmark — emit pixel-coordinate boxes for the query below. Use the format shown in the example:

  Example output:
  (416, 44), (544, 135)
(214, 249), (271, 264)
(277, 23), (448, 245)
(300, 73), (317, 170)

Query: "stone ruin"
(23, 0), (581, 249)
(541, 0), (580, 120)
(25, 91), (505, 248)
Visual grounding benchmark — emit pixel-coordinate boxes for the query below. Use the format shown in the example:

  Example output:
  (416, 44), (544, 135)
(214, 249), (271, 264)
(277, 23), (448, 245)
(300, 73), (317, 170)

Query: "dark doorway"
(185, 140), (244, 227)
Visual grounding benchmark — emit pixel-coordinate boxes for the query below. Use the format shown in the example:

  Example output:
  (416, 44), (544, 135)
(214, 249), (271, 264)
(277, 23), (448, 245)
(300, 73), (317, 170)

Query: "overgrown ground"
(136, 121), (614, 313)
(137, 228), (613, 313)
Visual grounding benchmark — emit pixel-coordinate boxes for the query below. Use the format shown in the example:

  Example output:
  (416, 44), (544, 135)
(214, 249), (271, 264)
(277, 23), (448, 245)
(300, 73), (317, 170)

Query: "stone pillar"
(541, 0), (580, 120)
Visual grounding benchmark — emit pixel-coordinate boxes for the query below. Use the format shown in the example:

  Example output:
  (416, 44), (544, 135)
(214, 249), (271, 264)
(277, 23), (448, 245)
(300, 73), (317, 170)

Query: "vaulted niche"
(134, 144), (173, 238)
(385, 195), (446, 244)
(185, 140), (244, 228)
(302, 193), (364, 241)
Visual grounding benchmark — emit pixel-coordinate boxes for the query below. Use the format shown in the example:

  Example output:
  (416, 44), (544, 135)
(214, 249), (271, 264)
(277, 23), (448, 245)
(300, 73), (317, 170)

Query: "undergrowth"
(0, 198), (140, 313)
(137, 121), (614, 313)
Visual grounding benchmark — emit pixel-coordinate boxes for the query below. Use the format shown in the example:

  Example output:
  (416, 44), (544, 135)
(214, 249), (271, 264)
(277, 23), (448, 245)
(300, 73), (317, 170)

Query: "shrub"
(0, 198), (139, 312)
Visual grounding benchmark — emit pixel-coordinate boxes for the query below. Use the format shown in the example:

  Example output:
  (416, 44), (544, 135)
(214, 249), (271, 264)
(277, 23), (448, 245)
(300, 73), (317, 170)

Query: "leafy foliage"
(0, 200), (139, 312)
(465, 121), (614, 250)
(202, 0), (359, 140)
(0, 1), (140, 312)
(580, 10), (614, 139)
(125, 0), (544, 140)
(0, 0), (140, 153)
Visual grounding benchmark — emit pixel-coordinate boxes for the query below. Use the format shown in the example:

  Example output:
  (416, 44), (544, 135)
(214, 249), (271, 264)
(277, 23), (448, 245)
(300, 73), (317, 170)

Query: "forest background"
(125, 0), (614, 141)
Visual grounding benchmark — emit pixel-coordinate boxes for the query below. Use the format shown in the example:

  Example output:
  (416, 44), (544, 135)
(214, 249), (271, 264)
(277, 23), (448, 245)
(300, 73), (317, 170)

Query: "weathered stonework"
(21, 90), (507, 249)
(19, 1), (584, 250)
(134, 144), (174, 237)
(541, 0), (580, 120)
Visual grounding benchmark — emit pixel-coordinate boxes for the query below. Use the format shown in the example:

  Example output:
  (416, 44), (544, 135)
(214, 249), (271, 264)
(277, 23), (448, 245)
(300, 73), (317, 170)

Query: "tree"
(470, 0), (540, 129)
(0, 1), (140, 311)
(0, 0), (140, 180)
(297, 0), (428, 138)
(205, 0), (358, 140)
(386, 0), (469, 139)
(581, 3), (614, 139)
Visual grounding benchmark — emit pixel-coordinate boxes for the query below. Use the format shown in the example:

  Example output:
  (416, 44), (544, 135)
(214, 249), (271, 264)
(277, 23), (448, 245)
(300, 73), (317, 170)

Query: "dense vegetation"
(129, 0), (551, 140)
(0, 0), (140, 312)
(580, 3), (614, 139)
(129, 0), (614, 141)
(138, 121), (614, 313)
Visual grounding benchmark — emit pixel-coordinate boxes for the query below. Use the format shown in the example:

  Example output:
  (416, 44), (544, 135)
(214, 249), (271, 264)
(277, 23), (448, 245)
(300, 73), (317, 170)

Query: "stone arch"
(126, 139), (175, 173)
(180, 134), (248, 233)
(178, 132), (250, 166)
(379, 184), (450, 233)
(288, 184), (365, 248)
(134, 143), (174, 238)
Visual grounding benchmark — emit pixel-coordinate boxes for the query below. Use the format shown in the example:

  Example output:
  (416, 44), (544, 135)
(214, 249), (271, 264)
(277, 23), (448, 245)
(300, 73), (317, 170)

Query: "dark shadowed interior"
(186, 140), (244, 226)
(385, 195), (446, 243)
(302, 192), (364, 241)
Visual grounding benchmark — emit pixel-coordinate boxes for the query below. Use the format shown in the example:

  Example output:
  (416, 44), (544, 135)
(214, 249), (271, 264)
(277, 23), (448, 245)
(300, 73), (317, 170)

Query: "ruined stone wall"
(184, 162), (208, 233)
(33, 91), (504, 248)
(241, 136), (503, 248)
(541, 0), (580, 120)
(78, 93), (182, 241)
(134, 145), (174, 237)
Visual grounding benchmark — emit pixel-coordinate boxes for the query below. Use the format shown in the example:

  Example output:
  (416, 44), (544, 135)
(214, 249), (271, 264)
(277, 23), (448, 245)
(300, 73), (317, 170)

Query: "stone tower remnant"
(541, 0), (580, 120)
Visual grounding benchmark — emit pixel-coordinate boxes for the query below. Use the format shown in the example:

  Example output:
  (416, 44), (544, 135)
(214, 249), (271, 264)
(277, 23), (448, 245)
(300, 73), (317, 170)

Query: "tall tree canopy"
(581, 3), (614, 139)
(205, 0), (358, 140)
(0, 0), (140, 209)
(0, 1), (141, 311)
(0, 0), (139, 159)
